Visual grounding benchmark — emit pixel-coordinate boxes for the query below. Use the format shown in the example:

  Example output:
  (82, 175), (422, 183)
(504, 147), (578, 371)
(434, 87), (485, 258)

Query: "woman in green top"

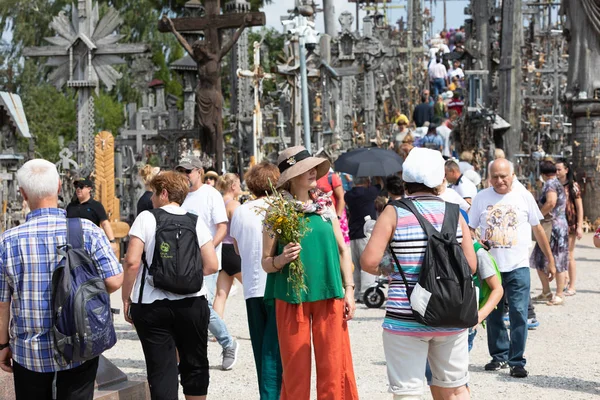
(262, 146), (358, 400)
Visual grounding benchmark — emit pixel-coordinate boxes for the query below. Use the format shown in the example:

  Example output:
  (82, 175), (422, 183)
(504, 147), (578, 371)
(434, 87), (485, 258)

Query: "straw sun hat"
(276, 146), (330, 188)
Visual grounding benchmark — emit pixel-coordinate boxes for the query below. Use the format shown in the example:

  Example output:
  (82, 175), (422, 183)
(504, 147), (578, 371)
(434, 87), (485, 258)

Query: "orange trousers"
(275, 298), (359, 400)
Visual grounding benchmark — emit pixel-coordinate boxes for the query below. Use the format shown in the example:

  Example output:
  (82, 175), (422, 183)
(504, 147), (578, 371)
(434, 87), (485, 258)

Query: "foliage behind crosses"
(0, 0), (271, 161)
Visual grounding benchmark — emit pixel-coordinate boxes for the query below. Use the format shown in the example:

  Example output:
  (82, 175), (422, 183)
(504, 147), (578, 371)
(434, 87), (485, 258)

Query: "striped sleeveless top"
(384, 196), (465, 336)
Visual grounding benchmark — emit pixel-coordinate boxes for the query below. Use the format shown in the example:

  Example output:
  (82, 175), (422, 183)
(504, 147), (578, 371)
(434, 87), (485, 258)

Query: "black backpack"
(52, 218), (117, 365)
(388, 198), (478, 328)
(139, 208), (203, 300)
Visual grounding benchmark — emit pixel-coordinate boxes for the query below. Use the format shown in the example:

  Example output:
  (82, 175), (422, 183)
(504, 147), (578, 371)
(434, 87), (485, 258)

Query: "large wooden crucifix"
(158, 1), (265, 171)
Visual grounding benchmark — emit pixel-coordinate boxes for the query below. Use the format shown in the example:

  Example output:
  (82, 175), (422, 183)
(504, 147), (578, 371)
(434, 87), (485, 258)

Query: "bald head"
(489, 159), (514, 194)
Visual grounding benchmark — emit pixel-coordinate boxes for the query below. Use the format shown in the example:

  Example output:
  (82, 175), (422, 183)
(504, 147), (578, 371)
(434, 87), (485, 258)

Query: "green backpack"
(473, 242), (502, 309)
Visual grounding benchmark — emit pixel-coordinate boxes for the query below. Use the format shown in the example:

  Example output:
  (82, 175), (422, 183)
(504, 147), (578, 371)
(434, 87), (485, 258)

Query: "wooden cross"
(158, 0), (265, 171)
(237, 41), (274, 164)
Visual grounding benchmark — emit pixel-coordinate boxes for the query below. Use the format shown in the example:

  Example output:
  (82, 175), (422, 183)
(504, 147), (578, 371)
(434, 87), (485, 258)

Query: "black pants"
(131, 296), (210, 400)
(13, 357), (99, 400)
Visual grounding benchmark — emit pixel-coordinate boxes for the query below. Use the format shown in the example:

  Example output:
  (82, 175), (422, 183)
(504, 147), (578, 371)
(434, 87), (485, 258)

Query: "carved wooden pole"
(94, 131), (129, 255)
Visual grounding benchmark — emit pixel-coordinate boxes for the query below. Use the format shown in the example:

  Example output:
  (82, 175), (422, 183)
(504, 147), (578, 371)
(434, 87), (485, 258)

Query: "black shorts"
(221, 243), (241, 276)
(13, 357), (99, 400)
(131, 296), (210, 398)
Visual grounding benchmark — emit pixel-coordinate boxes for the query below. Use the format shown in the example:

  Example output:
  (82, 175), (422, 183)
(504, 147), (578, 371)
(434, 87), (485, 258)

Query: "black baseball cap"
(74, 178), (94, 188)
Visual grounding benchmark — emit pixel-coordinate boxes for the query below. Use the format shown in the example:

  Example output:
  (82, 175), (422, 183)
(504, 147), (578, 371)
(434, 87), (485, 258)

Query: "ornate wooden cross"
(158, 0), (265, 171)
(237, 41), (274, 165)
(23, 0), (148, 176)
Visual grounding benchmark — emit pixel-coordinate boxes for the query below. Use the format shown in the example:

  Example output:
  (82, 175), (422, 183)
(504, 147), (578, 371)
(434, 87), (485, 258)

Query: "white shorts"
(382, 329), (469, 397)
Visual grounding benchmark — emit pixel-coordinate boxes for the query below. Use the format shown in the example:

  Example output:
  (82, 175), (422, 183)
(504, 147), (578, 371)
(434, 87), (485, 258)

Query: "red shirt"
(317, 172), (342, 209)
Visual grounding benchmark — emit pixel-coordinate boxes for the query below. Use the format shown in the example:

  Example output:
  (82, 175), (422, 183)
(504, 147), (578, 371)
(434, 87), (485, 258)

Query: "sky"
(262, 0), (470, 36)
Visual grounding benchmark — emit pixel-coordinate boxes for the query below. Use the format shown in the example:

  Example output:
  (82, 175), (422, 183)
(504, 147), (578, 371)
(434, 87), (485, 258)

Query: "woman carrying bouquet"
(261, 146), (359, 400)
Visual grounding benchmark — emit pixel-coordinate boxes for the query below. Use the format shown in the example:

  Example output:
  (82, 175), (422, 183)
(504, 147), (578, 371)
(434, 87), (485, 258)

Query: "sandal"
(546, 295), (565, 306)
(564, 288), (577, 296)
(532, 292), (552, 302)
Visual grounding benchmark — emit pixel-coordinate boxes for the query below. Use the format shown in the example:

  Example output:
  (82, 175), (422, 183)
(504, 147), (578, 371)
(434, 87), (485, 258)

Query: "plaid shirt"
(0, 208), (122, 372)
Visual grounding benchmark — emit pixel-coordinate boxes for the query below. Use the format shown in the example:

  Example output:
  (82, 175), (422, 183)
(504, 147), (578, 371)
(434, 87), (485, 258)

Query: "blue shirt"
(0, 208), (122, 372)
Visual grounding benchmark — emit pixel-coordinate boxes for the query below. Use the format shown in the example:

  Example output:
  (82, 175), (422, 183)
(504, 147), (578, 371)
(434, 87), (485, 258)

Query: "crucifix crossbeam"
(158, 13), (265, 32)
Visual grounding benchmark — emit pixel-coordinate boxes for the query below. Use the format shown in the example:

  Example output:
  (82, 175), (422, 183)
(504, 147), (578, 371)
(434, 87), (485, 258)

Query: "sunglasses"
(74, 183), (89, 189)
(177, 168), (195, 174)
(205, 177), (216, 181)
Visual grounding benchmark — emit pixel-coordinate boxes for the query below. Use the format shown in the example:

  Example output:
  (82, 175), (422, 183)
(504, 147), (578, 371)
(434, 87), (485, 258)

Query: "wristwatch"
(0, 342), (9, 350)
(109, 239), (116, 243)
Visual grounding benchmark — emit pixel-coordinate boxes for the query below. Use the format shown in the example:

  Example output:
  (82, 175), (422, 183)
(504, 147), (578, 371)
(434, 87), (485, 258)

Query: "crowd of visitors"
(0, 137), (589, 400)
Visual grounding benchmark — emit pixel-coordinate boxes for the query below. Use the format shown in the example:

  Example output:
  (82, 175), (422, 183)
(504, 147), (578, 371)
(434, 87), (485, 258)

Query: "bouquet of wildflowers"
(259, 181), (311, 301)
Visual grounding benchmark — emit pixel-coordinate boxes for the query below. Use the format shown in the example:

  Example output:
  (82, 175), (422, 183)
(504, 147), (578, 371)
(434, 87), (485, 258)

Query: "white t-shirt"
(429, 63), (447, 79)
(439, 187), (470, 212)
(448, 67), (465, 79)
(458, 161), (474, 174)
(182, 184), (228, 267)
(468, 188), (543, 272)
(230, 198), (268, 300)
(129, 205), (212, 303)
(436, 125), (452, 157)
(452, 175), (478, 200)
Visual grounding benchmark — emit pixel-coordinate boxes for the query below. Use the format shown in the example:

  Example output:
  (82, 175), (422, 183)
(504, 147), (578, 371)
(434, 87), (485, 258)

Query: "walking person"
(213, 173), (243, 318)
(230, 162), (283, 399)
(122, 171), (219, 400)
(361, 147), (477, 400)
(344, 176), (380, 302)
(530, 160), (570, 305)
(262, 146), (358, 400)
(0, 159), (123, 400)
(556, 158), (583, 296)
(469, 159), (556, 378)
(66, 177), (118, 254)
(137, 164), (160, 216)
(177, 156), (240, 370)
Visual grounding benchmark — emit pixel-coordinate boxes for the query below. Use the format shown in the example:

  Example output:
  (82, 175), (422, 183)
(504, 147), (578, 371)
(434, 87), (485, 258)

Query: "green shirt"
(265, 213), (344, 304)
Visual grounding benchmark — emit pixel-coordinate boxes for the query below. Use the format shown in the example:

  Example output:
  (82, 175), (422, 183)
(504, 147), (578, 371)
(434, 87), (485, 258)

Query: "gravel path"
(107, 234), (600, 399)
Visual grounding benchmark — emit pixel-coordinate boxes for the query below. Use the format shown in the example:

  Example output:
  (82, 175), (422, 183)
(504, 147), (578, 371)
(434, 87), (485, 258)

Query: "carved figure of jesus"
(163, 14), (251, 168)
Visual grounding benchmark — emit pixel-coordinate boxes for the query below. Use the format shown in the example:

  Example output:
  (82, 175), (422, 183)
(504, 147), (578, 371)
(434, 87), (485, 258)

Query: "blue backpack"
(51, 218), (117, 365)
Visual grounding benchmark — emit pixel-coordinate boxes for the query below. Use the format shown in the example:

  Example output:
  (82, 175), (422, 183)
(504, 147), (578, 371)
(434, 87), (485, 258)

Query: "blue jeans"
(432, 78), (445, 97)
(486, 267), (530, 367)
(205, 272), (234, 349)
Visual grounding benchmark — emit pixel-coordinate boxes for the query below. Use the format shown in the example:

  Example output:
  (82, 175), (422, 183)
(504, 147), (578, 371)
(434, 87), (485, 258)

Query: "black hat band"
(278, 150), (312, 173)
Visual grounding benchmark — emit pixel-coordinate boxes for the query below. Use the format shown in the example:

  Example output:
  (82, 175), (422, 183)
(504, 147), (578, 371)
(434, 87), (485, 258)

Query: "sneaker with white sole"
(221, 340), (239, 370)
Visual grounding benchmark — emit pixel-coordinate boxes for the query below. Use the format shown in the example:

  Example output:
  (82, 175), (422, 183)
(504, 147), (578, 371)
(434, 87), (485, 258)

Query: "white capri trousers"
(382, 329), (469, 398)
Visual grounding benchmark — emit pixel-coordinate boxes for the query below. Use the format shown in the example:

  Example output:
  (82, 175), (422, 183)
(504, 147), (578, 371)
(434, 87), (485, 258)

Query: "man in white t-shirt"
(468, 159), (555, 379)
(177, 156), (240, 370)
(122, 171), (218, 398)
(445, 160), (478, 204)
(436, 118), (453, 158)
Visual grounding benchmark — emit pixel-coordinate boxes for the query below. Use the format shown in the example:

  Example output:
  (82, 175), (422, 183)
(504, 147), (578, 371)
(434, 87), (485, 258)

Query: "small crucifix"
(237, 41), (274, 165)
(159, 0), (265, 171)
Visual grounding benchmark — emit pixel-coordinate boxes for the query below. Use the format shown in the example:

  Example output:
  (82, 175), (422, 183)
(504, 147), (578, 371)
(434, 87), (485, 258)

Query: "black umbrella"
(334, 147), (403, 177)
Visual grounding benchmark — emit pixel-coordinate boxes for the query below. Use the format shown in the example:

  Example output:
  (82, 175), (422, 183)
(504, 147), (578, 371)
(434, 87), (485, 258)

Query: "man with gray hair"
(468, 158), (555, 379)
(0, 159), (122, 399)
(345, 176), (381, 302)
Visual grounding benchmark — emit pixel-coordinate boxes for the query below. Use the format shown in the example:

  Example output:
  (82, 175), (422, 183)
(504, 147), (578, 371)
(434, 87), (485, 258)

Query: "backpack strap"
(137, 208), (167, 304)
(440, 202), (460, 241)
(66, 218), (84, 250)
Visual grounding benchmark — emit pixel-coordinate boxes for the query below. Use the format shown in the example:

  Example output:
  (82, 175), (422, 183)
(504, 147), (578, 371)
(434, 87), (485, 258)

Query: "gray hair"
(16, 159), (60, 201)
(354, 176), (370, 186)
(489, 158), (515, 175)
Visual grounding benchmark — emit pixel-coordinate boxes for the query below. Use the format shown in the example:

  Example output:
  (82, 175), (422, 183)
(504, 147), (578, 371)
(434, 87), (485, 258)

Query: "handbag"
(533, 216), (553, 244)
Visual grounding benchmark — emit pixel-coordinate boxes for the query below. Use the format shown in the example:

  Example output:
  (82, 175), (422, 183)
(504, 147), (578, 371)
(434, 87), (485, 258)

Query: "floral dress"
(564, 181), (581, 234)
(530, 177), (570, 273)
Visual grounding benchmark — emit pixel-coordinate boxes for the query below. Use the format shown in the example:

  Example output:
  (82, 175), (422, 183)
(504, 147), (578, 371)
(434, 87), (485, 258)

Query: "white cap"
(402, 147), (445, 189)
